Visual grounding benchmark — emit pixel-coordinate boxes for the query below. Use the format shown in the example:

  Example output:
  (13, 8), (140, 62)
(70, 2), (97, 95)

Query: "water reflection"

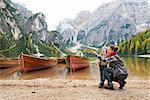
(22, 67), (58, 79)
(0, 66), (19, 78)
(123, 57), (150, 77)
(0, 57), (149, 80)
(66, 65), (99, 80)
(20, 64), (99, 80)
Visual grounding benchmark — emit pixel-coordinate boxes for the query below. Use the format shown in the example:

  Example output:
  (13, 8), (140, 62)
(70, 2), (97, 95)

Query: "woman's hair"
(109, 45), (119, 52)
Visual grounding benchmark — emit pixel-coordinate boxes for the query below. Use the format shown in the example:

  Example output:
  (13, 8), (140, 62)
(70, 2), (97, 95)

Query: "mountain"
(14, 3), (33, 26)
(0, 0), (66, 58)
(0, 0), (24, 40)
(57, 0), (150, 47)
(25, 13), (66, 53)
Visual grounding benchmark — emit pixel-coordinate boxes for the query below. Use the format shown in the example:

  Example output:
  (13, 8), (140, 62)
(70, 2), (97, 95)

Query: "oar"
(0, 66), (20, 78)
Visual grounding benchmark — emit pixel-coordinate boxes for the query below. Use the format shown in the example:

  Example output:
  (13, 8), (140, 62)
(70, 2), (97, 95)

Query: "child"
(93, 46), (117, 88)
(97, 46), (108, 88)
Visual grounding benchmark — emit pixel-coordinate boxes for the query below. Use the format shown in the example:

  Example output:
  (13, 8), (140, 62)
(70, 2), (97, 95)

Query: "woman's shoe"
(119, 81), (126, 89)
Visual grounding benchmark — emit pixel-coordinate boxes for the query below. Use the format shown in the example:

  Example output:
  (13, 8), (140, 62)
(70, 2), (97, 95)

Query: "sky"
(11, 0), (117, 30)
(11, 0), (150, 30)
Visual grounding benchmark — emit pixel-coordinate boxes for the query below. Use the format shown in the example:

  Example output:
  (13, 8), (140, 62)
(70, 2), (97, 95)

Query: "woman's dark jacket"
(103, 55), (128, 78)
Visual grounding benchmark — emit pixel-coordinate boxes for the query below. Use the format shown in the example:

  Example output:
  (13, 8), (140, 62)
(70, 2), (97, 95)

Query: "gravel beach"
(0, 77), (149, 100)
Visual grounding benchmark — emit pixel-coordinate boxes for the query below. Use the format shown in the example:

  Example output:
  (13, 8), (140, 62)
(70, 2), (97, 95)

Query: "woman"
(103, 45), (128, 90)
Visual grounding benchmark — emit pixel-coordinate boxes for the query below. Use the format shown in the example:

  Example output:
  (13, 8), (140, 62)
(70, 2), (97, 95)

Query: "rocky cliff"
(0, 0), (23, 40)
(58, 0), (150, 47)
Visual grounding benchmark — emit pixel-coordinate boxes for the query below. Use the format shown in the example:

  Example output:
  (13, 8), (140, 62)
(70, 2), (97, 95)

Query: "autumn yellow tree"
(141, 39), (147, 54)
(135, 40), (140, 54)
(129, 38), (135, 54)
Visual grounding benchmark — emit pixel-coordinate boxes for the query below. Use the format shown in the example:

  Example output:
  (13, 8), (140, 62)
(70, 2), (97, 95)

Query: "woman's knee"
(120, 74), (127, 80)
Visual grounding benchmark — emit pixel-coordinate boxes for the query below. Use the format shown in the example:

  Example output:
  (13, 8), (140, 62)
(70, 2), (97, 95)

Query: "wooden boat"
(57, 58), (66, 64)
(20, 53), (58, 72)
(66, 55), (90, 71)
(0, 59), (19, 68)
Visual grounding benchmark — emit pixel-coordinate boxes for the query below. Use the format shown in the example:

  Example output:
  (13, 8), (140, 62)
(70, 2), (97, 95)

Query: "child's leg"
(100, 66), (106, 81)
(103, 68), (114, 90)
(99, 66), (106, 88)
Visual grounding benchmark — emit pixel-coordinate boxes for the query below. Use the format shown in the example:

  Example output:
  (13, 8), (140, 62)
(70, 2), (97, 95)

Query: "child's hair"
(109, 45), (119, 52)
(102, 46), (107, 53)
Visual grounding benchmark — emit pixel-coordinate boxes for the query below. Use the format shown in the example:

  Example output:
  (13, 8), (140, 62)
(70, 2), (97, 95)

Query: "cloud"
(12, 0), (116, 30)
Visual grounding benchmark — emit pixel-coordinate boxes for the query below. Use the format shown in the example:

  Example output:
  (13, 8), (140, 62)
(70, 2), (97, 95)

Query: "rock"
(0, 0), (22, 40)
(73, 85), (76, 88)
(0, 0), (6, 9)
(25, 13), (48, 41)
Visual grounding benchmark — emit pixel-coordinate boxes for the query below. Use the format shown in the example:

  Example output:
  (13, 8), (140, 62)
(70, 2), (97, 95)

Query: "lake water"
(123, 57), (150, 78)
(0, 57), (149, 80)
